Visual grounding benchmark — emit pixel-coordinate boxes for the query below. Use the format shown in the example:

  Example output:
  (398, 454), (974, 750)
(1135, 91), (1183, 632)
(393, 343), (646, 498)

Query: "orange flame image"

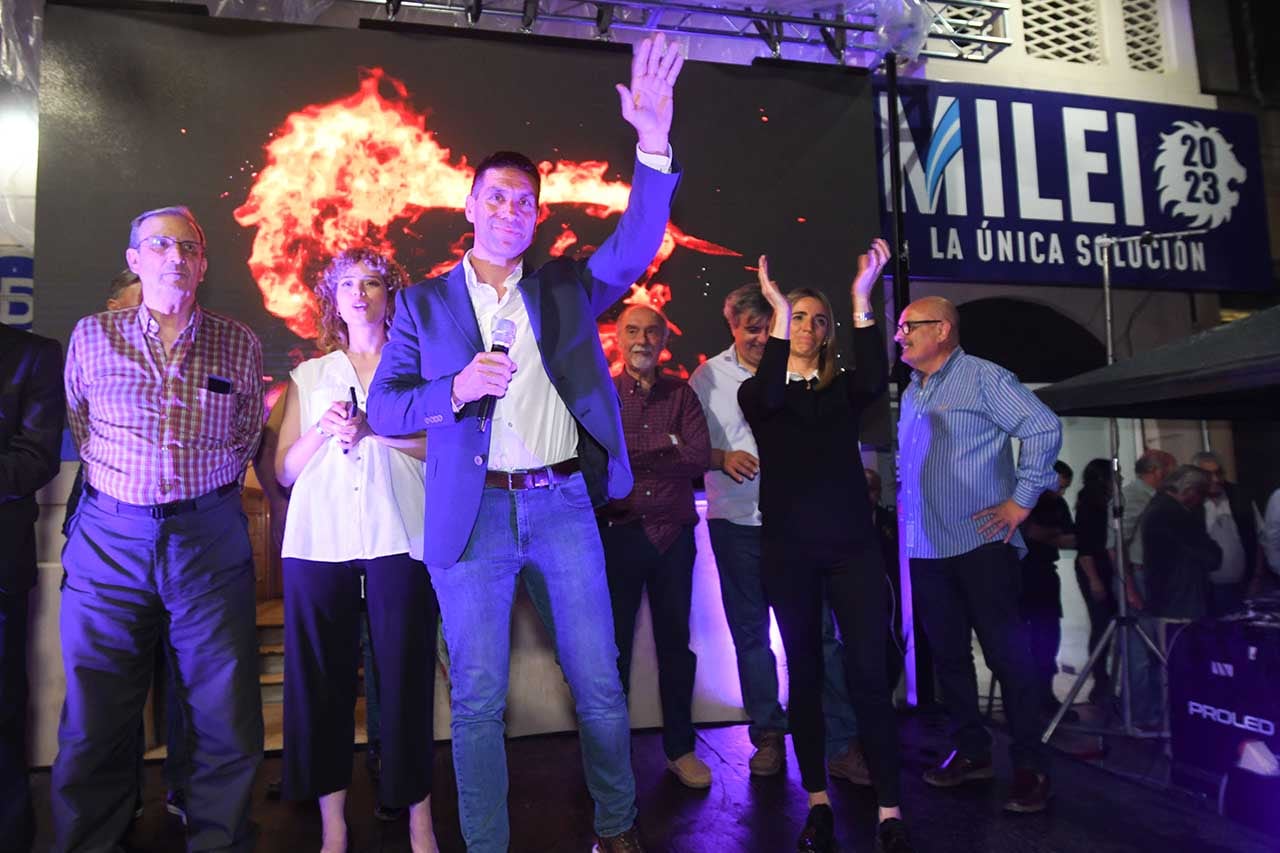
(234, 67), (739, 375)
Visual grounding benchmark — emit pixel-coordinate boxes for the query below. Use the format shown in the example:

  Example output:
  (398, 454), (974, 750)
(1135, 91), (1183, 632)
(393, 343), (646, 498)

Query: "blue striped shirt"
(898, 348), (1062, 559)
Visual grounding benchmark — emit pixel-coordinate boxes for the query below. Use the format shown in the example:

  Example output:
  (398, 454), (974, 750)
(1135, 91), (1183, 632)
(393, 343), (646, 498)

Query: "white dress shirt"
(688, 344), (761, 526)
(461, 252), (579, 472)
(463, 144), (673, 473)
(1204, 494), (1247, 585)
(1264, 488), (1280, 575)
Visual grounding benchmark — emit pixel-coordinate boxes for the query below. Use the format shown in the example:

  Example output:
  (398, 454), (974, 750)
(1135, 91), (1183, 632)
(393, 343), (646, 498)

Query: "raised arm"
(736, 255), (793, 423)
(616, 32), (684, 158)
(846, 238), (891, 404)
(581, 34), (685, 315)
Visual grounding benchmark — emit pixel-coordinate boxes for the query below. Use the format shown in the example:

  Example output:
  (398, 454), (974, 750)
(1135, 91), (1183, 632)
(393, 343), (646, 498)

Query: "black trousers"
(1019, 561), (1062, 703)
(911, 544), (1047, 773)
(600, 521), (698, 760)
(1073, 561), (1116, 692)
(0, 590), (32, 853)
(282, 554), (439, 808)
(762, 536), (901, 806)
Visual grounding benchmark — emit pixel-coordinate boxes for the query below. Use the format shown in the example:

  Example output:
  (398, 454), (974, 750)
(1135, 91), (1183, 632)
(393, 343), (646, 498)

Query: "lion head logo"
(1154, 121), (1246, 230)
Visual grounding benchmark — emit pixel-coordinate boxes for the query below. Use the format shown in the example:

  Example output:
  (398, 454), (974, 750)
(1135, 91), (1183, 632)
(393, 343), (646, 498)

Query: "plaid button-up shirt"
(65, 303), (264, 505)
(601, 372), (710, 554)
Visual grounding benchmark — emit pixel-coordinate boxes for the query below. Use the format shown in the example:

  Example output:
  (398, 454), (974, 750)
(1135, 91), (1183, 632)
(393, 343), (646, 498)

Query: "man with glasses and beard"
(598, 304), (711, 789)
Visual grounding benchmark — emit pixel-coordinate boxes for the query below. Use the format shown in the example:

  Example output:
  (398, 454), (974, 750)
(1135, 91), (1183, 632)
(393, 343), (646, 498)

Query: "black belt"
(484, 459), (580, 490)
(84, 482), (239, 519)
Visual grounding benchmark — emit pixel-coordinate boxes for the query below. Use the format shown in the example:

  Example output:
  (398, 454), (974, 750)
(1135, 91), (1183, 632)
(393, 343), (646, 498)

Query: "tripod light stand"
(1041, 227), (1206, 743)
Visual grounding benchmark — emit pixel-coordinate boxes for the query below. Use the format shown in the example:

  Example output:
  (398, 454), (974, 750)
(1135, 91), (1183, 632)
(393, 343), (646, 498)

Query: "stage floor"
(29, 713), (1274, 852)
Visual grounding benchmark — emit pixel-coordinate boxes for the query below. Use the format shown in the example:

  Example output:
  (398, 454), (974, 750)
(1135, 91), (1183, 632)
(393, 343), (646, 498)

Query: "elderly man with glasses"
(894, 296), (1062, 815)
(54, 206), (264, 853)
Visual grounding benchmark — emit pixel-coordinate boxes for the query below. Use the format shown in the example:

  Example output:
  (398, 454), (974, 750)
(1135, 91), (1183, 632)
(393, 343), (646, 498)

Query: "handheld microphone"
(343, 386), (357, 455)
(478, 317), (517, 433)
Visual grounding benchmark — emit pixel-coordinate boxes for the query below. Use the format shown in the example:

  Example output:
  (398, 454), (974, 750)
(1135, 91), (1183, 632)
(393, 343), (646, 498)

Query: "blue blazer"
(0, 324), (64, 593)
(368, 160), (681, 567)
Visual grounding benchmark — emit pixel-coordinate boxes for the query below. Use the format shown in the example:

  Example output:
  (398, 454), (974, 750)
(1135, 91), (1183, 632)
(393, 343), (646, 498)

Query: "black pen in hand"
(343, 386), (357, 455)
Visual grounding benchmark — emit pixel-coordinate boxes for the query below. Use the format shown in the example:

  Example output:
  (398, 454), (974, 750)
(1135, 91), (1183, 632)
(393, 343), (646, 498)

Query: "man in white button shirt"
(1192, 451), (1265, 615)
(368, 34), (683, 853)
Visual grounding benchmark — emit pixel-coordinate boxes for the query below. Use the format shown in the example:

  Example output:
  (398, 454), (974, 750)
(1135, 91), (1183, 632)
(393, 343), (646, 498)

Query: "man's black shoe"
(922, 750), (995, 788)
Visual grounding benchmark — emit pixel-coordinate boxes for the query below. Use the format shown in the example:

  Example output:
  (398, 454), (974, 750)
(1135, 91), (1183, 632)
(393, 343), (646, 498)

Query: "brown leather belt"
(484, 459), (580, 490)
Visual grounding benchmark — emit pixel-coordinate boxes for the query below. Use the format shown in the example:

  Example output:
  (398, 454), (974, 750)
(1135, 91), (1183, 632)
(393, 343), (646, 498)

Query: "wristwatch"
(852, 311), (875, 323)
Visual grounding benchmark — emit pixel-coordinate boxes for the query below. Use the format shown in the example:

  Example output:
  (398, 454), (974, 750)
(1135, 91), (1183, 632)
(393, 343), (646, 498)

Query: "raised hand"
(851, 237), (891, 301)
(756, 254), (791, 340)
(616, 33), (685, 155)
(756, 254), (788, 314)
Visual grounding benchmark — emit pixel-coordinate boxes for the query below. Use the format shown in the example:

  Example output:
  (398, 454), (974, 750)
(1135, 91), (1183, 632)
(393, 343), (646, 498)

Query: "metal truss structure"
(354, 0), (1011, 66)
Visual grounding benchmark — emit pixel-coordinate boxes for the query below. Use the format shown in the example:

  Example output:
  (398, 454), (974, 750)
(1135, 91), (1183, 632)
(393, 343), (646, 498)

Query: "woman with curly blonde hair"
(275, 248), (439, 853)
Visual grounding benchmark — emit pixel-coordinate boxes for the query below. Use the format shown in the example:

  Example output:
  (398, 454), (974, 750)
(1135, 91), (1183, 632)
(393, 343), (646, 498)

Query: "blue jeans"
(1125, 572), (1164, 727)
(428, 473), (635, 852)
(707, 520), (858, 756)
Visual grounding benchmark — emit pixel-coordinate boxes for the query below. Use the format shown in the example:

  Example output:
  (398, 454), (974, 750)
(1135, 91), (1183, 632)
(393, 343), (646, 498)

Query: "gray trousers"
(53, 487), (263, 853)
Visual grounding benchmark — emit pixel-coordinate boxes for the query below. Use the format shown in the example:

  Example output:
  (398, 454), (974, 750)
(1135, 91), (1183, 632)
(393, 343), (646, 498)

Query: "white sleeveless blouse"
(280, 350), (425, 562)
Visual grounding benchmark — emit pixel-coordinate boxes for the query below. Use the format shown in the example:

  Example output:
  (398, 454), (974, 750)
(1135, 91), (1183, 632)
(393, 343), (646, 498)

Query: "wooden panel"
(241, 487), (282, 601)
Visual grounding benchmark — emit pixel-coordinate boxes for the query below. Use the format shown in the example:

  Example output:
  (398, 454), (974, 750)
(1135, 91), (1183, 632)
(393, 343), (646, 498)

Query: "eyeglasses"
(895, 320), (942, 336)
(139, 235), (204, 257)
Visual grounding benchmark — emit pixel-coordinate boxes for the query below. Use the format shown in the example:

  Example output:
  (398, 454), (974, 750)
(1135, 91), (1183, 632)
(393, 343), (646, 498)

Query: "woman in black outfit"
(1074, 458), (1116, 703)
(738, 240), (912, 853)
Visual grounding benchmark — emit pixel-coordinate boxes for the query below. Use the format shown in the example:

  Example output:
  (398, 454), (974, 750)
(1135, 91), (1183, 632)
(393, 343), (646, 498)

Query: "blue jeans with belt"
(428, 472), (635, 852)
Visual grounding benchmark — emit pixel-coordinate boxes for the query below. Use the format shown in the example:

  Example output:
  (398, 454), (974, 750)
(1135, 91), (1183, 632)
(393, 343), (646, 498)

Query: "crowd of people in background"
(1018, 447), (1276, 732)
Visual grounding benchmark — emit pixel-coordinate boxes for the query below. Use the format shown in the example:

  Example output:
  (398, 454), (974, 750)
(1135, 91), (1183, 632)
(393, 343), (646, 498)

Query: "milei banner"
(874, 79), (1271, 292)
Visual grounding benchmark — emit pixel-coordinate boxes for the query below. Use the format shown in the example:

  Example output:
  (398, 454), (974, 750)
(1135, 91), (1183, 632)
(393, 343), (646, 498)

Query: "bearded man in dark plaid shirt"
(53, 206), (264, 853)
(597, 304), (711, 789)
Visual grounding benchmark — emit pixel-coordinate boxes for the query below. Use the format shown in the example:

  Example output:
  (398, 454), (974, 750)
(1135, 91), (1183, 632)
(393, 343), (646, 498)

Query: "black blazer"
(0, 324), (65, 593)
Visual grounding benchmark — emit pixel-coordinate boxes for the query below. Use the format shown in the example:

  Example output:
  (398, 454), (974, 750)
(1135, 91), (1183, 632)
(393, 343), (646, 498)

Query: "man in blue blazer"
(0, 322), (64, 852)
(368, 34), (684, 853)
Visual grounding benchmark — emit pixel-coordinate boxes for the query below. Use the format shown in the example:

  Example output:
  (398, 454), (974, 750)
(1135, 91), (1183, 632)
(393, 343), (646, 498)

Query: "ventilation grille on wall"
(1122, 0), (1165, 72)
(1022, 0), (1102, 64)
